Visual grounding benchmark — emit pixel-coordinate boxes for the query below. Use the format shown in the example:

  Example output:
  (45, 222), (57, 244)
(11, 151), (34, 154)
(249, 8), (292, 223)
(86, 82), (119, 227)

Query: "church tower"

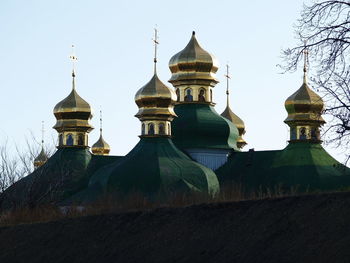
(169, 32), (239, 170)
(169, 31), (218, 104)
(220, 65), (247, 149)
(284, 47), (325, 143)
(53, 47), (93, 148)
(85, 29), (219, 198)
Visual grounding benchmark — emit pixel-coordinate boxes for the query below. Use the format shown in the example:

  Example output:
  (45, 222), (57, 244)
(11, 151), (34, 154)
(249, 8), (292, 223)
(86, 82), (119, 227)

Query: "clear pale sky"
(1, 0), (344, 162)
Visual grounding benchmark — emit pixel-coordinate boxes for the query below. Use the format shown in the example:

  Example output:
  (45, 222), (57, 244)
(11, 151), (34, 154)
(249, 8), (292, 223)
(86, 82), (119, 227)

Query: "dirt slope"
(1, 192), (350, 263)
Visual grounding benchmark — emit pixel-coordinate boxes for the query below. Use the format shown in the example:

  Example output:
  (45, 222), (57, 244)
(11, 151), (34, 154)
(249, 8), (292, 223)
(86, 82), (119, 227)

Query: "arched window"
(159, 123), (165, 135)
(291, 127), (297, 140)
(311, 127), (319, 140)
(176, 89), (180, 102)
(66, 134), (74, 146)
(59, 134), (63, 146)
(141, 123), (145, 135)
(198, 88), (206, 102)
(148, 123), (155, 135)
(184, 88), (193, 102)
(299, 127), (307, 140)
(78, 134), (84, 146)
(210, 89), (213, 102)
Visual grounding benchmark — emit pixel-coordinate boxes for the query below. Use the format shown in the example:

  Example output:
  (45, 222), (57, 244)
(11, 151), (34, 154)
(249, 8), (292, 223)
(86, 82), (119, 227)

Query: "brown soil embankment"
(1, 192), (350, 263)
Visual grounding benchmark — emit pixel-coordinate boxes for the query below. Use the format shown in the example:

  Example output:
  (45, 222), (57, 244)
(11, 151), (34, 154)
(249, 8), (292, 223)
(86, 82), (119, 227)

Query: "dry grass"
(0, 184), (304, 227)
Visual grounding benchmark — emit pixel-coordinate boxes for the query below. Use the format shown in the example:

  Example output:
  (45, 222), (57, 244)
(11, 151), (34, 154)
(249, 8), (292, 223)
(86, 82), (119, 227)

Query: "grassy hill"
(1, 192), (350, 263)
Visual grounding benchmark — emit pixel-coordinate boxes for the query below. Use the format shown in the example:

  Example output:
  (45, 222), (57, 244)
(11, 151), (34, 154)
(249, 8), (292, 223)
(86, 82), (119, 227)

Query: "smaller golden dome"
(92, 134), (110, 155)
(221, 106), (247, 149)
(135, 73), (177, 119)
(169, 31), (219, 86)
(284, 76), (325, 124)
(221, 106), (245, 132)
(34, 147), (48, 168)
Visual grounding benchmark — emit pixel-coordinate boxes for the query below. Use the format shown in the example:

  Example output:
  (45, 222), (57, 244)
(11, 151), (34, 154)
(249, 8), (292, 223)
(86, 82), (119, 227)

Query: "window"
(59, 134), (63, 146)
(184, 88), (193, 102)
(299, 127), (307, 140)
(198, 88), (206, 102)
(148, 123), (155, 135)
(66, 134), (74, 146)
(159, 123), (165, 135)
(78, 134), (84, 146)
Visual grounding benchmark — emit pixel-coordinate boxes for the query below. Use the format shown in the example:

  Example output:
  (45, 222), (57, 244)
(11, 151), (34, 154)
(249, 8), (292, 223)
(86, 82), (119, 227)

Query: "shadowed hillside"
(1, 192), (350, 263)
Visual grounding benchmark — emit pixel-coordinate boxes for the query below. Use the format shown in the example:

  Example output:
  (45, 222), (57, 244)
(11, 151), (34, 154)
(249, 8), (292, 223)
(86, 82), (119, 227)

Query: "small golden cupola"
(169, 31), (219, 104)
(34, 121), (48, 169)
(220, 65), (247, 149)
(284, 47), (325, 143)
(53, 48), (93, 148)
(135, 29), (177, 137)
(92, 110), (110, 155)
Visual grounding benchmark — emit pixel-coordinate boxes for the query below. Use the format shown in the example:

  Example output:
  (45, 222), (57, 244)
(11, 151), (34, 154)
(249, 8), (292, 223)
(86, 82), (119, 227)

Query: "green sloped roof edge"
(216, 143), (350, 192)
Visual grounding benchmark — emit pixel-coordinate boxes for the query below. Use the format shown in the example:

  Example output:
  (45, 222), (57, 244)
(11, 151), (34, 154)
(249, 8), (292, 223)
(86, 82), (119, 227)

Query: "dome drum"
(139, 120), (172, 137)
(174, 85), (215, 105)
(57, 131), (89, 148)
(284, 69), (325, 143)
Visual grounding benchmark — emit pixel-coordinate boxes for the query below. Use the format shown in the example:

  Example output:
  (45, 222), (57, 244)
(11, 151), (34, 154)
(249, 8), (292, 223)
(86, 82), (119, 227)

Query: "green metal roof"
(172, 104), (239, 151)
(217, 142), (350, 192)
(79, 137), (219, 202)
(0, 148), (122, 208)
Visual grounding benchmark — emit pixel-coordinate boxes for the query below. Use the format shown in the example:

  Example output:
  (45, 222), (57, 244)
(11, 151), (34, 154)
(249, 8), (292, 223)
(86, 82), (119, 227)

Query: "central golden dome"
(168, 31), (219, 86)
(135, 73), (177, 119)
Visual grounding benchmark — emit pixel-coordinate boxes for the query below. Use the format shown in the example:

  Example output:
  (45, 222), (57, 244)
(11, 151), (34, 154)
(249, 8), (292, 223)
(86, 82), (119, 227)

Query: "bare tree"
(0, 140), (21, 193)
(282, 0), (350, 161)
(0, 134), (55, 195)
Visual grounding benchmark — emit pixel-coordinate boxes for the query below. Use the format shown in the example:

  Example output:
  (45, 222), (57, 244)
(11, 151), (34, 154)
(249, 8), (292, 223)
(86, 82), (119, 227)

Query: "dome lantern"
(135, 28), (177, 137)
(53, 47), (93, 148)
(284, 47), (325, 143)
(168, 31), (219, 105)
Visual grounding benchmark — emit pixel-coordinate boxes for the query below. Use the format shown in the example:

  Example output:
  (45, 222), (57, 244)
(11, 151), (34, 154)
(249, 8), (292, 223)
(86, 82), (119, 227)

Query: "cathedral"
(2, 31), (350, 208)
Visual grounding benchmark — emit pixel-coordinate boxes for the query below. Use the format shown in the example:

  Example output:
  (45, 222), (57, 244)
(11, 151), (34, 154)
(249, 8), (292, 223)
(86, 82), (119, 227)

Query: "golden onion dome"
(221, 105), (245, 135)
(135, 73), (177, 118)
(53, 87), (92, 117)
(91, 134), (110, 155)
(34, 147), (48, 168)
(53, 72), (93, 131)
(168, 31), (219, 85)
(284, 75), (325, 124)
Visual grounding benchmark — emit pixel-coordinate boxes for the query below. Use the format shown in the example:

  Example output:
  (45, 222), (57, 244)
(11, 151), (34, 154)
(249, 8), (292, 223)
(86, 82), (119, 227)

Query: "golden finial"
(303, 41), (309, 84)
(152, 27), (159, 73)
(69, 44), (78, 82)
(224, 64), (231, 105)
